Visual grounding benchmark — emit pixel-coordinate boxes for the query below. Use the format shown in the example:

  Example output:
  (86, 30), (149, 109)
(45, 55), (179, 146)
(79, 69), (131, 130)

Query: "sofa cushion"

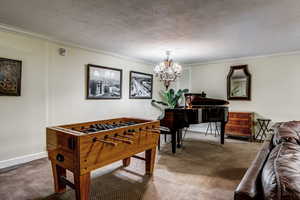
(234, 139), (271, 200)
(261, 142), (300, 200)
(272, 121), (300, 146)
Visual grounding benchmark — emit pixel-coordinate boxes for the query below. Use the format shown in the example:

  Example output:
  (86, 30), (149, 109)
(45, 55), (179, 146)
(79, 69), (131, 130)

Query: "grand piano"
(160, 93), (229, 153)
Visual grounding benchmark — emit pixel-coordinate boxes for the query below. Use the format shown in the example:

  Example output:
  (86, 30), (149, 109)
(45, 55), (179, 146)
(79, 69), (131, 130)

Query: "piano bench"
(158, 126), (171, 150)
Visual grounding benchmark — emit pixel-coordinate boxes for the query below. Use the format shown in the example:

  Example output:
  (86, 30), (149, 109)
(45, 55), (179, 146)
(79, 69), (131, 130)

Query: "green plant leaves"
(151, 88), (189, 109)
(182, 89), (189, 93)
(151, 100), (168, 106)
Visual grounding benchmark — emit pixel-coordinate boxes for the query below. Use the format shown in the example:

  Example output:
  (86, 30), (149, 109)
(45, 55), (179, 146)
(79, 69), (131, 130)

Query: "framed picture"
(87, 64), (122, 99)
(129, 71), (153, 99)
(0, 58), (22, 96)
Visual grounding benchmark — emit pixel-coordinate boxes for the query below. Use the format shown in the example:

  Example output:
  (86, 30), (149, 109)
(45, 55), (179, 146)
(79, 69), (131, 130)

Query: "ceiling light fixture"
(154, 51), (182, 90)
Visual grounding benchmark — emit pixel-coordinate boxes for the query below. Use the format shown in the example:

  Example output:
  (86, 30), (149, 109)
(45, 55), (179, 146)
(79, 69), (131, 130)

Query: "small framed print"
(0, 58), (22, 96)
(87, 64), (122, 99)
(129, 71), (153, 99)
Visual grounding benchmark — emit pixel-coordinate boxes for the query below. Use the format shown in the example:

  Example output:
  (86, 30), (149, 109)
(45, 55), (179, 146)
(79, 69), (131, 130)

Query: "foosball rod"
(117, 134), (133, 139)
(93, 137), (118, 146)
(108, 136), (133, 144)
(141, 128), (160, 134)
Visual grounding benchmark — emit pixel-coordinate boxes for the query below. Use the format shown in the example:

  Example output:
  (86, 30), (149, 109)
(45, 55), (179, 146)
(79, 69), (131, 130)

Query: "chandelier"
(154, 51), (182, 89)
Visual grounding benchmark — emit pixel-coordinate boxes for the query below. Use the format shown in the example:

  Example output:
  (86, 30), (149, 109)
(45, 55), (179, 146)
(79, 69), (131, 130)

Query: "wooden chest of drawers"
(225, 112), (254, 139)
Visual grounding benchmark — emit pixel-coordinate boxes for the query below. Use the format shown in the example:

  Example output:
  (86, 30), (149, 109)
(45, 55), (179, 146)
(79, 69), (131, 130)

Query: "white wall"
(188, 53), (300, 123)
(0, 30), (163, 164)
(177, 67), (191, 91)
(47, 43), (162, 125)
(3, 25), (300, 165)
(0, 31), (47, 162)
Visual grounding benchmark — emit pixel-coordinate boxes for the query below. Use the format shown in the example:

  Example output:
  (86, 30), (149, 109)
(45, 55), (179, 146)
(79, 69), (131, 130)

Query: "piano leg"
(177, 129), (182, 148)
(220, 122), (225, 144)
(171, 129), (177, 154)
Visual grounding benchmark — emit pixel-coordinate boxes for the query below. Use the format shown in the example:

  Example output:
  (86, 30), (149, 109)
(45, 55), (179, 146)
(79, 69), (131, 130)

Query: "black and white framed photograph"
(129, 71), (153, 99)
(0, 58), (22, 96)
(87, 64), (122, 99)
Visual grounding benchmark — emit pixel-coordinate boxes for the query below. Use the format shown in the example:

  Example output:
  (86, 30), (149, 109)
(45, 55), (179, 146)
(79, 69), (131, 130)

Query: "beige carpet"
(0, 132), (261, 200)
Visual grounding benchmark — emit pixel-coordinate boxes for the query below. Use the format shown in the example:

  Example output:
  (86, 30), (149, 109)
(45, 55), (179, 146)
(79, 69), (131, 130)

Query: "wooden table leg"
(51, 162), (66, 193)
(74, 172), (91, 200)
(145, 148), (156, 176)
(123, 157), (131, 167)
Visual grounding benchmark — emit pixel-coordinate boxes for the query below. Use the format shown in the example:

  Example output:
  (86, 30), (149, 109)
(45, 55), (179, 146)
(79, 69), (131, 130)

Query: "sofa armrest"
(234, 140), (271, 200)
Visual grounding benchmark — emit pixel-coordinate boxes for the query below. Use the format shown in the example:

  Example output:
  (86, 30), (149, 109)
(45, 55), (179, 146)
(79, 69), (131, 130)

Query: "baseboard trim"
(0, 151), (47, 169)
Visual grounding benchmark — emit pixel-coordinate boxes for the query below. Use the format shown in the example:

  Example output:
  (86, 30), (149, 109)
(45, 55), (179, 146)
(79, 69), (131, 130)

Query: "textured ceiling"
(0, 0), (300, 64)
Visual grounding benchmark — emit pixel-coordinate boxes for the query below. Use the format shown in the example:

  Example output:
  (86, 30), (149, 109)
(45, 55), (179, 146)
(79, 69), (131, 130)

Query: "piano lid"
(184, 93), (229, 107)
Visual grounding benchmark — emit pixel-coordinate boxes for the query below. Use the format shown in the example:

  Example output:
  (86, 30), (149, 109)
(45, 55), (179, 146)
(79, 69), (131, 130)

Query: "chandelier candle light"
(154, 51), (182, 90)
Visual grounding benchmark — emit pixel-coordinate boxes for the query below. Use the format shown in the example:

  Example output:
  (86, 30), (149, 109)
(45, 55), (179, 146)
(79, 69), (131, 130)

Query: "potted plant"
(152, 88), (189, 108)
(151, 88), (189, 119)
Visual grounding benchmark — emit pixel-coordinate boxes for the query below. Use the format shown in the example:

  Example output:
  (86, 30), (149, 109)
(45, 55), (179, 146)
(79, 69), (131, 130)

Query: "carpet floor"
(0, 132), (262, 200)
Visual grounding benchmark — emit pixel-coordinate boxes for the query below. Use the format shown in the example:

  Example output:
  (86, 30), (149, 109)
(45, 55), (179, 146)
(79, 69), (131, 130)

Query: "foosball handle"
(149, 129), (160, 134)
(117, 134), (133, 139)
(149, 128), (161, 133)
(93, 137), (117, 146)
(109, 137), (133, 144)
(142, 128), (160, 135)
(126, 130), (136, 136)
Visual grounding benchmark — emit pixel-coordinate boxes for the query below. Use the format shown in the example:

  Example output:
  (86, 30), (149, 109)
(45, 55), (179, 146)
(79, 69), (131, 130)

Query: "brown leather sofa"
(234, 121), (300, 200)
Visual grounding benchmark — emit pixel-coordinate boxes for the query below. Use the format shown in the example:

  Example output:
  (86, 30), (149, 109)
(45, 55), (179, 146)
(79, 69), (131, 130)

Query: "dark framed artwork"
(0, 58), (22, 96)
(87, 64), (122, 99)
(129, 71), (153, 99)
(227, 65), (251, 101)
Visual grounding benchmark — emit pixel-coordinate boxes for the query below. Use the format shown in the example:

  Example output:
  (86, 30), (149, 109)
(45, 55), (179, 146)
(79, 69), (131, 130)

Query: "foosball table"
(46, 117), (160, 200)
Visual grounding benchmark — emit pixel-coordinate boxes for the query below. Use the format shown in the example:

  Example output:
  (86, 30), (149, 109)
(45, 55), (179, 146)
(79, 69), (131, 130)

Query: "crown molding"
(0, 23), (154, 66)
(185, 50), (300, 67)
(2, 23), (300, 67)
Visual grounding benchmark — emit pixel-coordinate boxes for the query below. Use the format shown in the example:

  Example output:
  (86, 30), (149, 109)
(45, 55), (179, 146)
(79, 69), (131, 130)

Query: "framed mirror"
(227, 65), (251, 100)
